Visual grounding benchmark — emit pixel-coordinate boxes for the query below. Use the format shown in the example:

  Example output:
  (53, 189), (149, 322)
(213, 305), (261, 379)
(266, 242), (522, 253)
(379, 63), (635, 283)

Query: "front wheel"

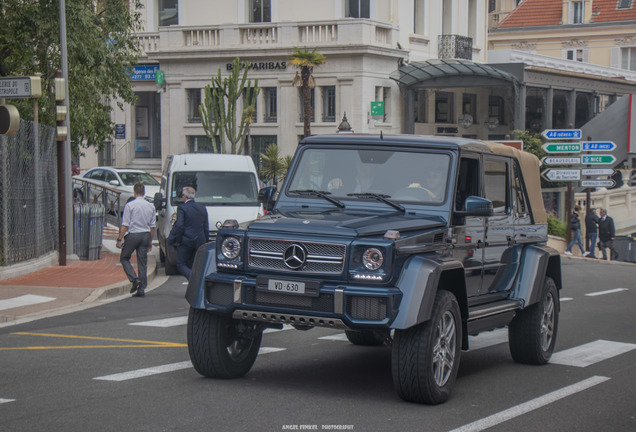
(187, 308), (262, 378)
(508, 276), (559, 364)
(392, 290), (462, 404)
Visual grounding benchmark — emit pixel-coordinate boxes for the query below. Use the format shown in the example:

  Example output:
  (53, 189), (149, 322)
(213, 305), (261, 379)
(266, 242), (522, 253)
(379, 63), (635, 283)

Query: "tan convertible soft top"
(485, 142), (547, 225)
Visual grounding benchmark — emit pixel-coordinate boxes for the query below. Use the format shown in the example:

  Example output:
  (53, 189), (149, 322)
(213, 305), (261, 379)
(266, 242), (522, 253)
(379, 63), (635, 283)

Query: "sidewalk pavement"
(0, 225), (168, 327)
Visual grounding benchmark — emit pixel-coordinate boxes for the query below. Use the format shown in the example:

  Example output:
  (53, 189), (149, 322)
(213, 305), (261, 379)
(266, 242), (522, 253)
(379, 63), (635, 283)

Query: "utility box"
(73, 204), (105, 260)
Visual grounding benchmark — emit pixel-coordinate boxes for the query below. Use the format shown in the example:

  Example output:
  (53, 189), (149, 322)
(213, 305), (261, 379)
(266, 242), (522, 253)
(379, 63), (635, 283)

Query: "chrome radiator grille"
(248, 238), (346, 274)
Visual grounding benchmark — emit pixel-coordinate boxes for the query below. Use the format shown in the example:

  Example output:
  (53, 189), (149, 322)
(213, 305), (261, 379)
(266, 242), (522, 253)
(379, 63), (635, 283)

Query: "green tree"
(200, 57), (260, 154)
(289, 47), (326, 138)
(260, 144), (291, 187)
(0, 0), (143, 157)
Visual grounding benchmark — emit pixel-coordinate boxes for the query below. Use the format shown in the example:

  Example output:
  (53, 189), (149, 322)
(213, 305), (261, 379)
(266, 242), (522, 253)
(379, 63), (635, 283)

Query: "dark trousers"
(599, 239), (618, 261)
(120, 232), (150, 289)
(177, 244), (197, 280)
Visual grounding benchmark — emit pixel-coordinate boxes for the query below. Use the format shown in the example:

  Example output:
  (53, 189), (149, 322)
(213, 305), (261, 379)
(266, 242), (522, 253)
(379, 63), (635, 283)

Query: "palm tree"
(289, 47), (326, 138)
(260, 144), (289, 187)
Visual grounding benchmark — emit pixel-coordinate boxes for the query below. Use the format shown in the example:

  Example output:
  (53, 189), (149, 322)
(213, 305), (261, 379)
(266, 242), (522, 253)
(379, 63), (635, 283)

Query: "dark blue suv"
(185, 134), (562, 404)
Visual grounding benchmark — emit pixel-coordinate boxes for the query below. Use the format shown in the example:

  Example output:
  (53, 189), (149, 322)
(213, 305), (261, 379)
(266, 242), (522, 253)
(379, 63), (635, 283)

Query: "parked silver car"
(73, 167), (160, 207)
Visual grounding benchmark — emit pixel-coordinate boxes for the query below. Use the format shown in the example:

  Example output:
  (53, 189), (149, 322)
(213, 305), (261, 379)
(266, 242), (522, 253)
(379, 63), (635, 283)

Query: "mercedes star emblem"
(283, 244), (306, 270)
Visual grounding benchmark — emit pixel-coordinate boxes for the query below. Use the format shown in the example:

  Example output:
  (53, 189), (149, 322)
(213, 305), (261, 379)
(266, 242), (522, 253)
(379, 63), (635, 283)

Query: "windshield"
(170, 171), (259, 206)
(286, 147), (451, 205)
(119, 171), (160, 186)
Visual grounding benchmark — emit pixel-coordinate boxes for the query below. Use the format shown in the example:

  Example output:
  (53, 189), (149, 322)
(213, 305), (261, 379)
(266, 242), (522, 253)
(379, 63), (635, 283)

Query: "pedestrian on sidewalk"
(117, 182), (156, 297)
(564, 205), (590, 257)
(167, 186), (209, 280)
(598, 208), (618, 261)
(585, 207), (599, 259)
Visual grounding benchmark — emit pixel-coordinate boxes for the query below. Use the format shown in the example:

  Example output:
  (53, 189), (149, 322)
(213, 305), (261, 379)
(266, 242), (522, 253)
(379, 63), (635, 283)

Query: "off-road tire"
(392, 290), (462, 404)
(345, 330), (387, 346)
(509, 276), (558, 365)
(164, 254), (178, 275)
(187, 308), (262, 378)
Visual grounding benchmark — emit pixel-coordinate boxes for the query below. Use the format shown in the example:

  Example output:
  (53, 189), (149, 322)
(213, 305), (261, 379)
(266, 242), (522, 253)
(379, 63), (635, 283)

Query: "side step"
(467, 300), (521, 336)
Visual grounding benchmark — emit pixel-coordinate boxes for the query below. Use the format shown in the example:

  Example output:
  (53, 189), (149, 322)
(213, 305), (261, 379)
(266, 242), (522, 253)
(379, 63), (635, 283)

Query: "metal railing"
(72, 178), (123, 228)
(438, 34), (473, 60)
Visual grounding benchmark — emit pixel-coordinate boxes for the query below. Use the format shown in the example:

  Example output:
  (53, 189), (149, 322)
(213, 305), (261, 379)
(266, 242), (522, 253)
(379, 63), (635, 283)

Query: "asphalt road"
(1, 259), (634, 432)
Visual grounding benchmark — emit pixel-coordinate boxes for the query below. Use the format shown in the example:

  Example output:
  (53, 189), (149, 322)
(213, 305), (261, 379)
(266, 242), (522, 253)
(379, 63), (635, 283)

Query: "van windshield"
(171, 171), (259, 206)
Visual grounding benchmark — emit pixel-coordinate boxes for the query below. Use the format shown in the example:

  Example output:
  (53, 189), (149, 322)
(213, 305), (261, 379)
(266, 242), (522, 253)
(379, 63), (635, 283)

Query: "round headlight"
(221, 237), (241, 260)
(362, 248), (384, 271)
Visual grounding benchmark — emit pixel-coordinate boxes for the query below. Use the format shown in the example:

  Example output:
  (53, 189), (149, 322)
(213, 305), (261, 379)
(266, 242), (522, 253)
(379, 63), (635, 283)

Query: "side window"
(484, 158), (509, 214)
(455, 157), (479, 211)
(104, 171), (117, 183)
(512, 162), (528, 215)
(87, 169), (104, 181)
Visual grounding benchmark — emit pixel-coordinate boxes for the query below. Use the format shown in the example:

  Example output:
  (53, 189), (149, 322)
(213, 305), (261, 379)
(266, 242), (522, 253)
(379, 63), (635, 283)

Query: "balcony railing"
(135, 20), (396, 57)
(438, 35), (473, 60)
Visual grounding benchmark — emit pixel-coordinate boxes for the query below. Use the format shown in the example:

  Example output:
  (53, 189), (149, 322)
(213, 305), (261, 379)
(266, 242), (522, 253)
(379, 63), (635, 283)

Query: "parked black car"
(185, 134), (562, 404)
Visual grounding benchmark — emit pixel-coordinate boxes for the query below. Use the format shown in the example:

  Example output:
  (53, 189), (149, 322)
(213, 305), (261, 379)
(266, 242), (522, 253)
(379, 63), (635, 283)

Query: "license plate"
(267, 279), (306, 294)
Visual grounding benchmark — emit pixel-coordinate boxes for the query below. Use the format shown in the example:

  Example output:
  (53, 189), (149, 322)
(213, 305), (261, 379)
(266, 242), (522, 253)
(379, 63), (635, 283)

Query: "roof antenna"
(380, 130), (384, 140)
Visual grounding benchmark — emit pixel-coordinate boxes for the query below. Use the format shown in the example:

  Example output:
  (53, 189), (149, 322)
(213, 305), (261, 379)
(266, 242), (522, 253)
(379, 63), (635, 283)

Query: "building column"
(544, 86), (554, 130)
(404, 88), (415, 134)
(567, 89), (576, 127)
(514, 83), (526, 132)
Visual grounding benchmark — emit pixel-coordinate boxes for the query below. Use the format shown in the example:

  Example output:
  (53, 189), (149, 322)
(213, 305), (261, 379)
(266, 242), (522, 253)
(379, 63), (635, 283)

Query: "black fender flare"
(185, 241), (216, 308)
(391, 255), (464, 329)
(513, 244), (562, 307)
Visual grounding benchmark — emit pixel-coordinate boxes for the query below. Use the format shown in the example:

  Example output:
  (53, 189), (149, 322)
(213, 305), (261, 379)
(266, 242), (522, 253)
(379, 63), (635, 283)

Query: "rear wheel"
(345, 330), (387, 346)
(392, 290), (462, 404)
(187, 308), (262, 378)
(164, 251), (178, 275)
(509, 276), (558, 364)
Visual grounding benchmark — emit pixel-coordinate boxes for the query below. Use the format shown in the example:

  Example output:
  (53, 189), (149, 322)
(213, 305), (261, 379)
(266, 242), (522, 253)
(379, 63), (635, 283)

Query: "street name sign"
(541, 156), (580, 165)
(581, 141), (616, 151)
(581, 155), (616, 165)
(542, 169), (581, 181)
(542, 143), (581, 153)
(542, 129), (582, 140)
(581, 180), (615, 188)
(0, 76), (42, 98)
(582, 168), (614, 176)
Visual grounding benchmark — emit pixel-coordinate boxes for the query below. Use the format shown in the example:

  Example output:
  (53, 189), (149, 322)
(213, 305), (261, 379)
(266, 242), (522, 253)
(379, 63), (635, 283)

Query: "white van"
(154, 153), (262, 275)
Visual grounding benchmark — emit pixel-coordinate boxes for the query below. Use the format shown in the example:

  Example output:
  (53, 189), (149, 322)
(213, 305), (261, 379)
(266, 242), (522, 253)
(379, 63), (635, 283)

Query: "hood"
(144, 185), (160, 199)
(247, 207), (446, 237)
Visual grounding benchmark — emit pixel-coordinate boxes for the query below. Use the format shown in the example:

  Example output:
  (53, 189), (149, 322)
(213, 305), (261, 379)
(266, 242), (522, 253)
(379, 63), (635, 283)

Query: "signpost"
(541, 169), (581, 182)
(581, 155), (616, 165)
(581, 168), (614, 176)
(0, 76), (42, 98)
(542, 142), (581, 153)
(542, 129), (582, 140)
(581, 141), (616, 151)
(581, 180), (615, 188)
(541, 156), (580, 165)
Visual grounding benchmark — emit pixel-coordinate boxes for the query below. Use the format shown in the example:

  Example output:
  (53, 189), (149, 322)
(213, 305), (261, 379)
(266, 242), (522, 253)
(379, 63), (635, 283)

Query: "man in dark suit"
(598, 208), (617, 261)
(167, 186), (209, 279)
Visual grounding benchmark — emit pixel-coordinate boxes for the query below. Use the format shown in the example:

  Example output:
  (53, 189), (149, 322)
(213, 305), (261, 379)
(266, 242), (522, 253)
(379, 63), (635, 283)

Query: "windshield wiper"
(289, 189), (345, 208)
(347, 193), (405, 212)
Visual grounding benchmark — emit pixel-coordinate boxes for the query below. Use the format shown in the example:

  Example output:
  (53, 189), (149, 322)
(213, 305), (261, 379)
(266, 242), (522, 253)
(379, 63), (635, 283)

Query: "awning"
(390, 58), (518, 88)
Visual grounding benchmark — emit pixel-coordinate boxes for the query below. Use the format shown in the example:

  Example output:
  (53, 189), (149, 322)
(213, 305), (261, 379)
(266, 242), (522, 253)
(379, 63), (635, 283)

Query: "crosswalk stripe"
(585, 288), (628, 297)
(550, 340), (636, 367)
(0, 398), (15, 404)
(319, 333), (348, 341)
(94, 361), (192, 381)
(468, 328), (508, 351)
(130, 317), (187, 327)
(0, 295), (56, 311)
(449, 376), (610, 432)
(264, 324), (294, 334)
(259, 347), (286, 354)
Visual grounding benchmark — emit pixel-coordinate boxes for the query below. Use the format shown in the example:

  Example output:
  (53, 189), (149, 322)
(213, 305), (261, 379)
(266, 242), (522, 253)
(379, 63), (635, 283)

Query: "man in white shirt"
(117, 182), (156, 297)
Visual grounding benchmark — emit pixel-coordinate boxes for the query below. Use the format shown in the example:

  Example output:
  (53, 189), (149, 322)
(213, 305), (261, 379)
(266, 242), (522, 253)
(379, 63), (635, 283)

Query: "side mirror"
(258, 186), (278, 212)
(153, 192), (165, 211)
(456, 196), (493, 217)
(109, 179), (120, 186)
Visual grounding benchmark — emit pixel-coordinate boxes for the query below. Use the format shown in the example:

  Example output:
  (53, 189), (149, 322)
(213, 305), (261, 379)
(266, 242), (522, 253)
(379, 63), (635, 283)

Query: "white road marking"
(94, 361), (193, 381)
(264, 324), (294, 333)
(448, 376), (610, 432)
(0, 398), (15, 404)
(560, 297), (573, 301)
(259, 347), (286, 354)
(585, 288), (628, 297)
(319, 333), (348, 341)
(0, 295), (56, 311)
(129, 317), (187, 327)
(550, 340), (636, 367)
(468, 328), (508, 351)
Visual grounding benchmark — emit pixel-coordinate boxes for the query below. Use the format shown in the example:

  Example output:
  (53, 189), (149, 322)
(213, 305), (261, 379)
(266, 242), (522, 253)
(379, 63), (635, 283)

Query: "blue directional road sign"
(581, 141), (616, 151)
(542, 129), (582, 140)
